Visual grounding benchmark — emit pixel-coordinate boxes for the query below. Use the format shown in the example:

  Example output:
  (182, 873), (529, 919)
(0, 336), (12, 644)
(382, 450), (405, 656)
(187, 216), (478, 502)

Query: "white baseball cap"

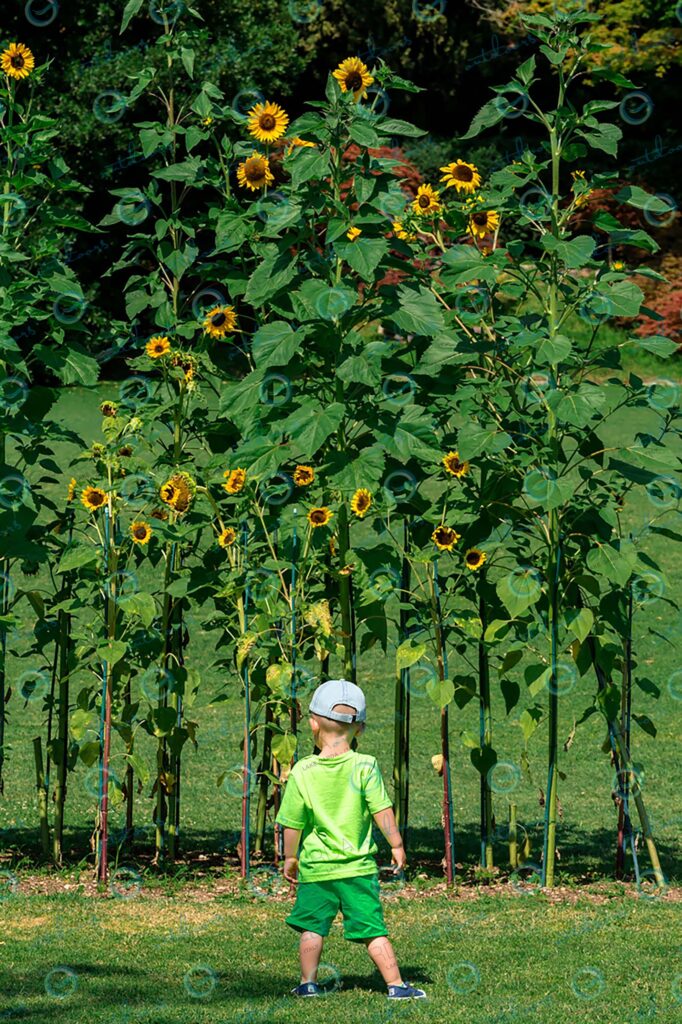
(309, 679), (367, 723)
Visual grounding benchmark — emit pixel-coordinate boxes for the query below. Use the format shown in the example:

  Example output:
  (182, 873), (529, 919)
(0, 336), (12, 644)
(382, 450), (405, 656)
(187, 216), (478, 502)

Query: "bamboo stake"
(478, 589), (494, 869)
(97, 505), (115, 883)
(616, 583), (634, 879)
(240, 522), (251, 879)
(430, 563), (456, 887)
(33, 736), (50, 858)
(290, 512), (299, 756)
(393, 518), (411, 847)
(509, 802), (518, 869)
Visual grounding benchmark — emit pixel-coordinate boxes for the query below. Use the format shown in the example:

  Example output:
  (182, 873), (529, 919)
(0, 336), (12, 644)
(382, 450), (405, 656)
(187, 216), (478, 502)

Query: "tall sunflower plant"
(419, 4), (682, 888)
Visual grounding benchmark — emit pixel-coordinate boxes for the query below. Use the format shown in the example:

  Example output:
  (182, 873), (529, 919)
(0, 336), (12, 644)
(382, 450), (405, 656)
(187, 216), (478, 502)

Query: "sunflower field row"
(1, 3), (681, 889)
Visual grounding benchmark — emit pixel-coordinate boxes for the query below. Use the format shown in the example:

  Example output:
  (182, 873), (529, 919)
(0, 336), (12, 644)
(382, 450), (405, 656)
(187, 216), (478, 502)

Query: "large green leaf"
(34, 344), (99, 386)
(614, 186), (672, 215)
(541, 234), (595, 268)
(497, 568), (543, 618)
(327, 445), (385, 490)
(284, 402), (345, 455)
(459, 99), (506, 140)
(244, 248), (298, 307)
(426, 676), (454, 708)
(587, 540), (637, 587)
(456, 424), (512, 461)
(252, 321), (305, 370)
(271, 731), (298, 764)
(335, 237), (389, 281)
(391, 285), (446, 337)
(57, 544), (100, 573)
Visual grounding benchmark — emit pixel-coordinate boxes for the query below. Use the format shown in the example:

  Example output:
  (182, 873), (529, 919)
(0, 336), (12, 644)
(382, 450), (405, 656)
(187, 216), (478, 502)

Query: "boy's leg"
(299, 930), (324, 984)
(364, 936), (402, 986)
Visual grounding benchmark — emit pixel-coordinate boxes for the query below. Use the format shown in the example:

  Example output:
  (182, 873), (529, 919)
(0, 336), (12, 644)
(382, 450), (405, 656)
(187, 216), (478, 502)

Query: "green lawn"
(1, 886), (680, 1023)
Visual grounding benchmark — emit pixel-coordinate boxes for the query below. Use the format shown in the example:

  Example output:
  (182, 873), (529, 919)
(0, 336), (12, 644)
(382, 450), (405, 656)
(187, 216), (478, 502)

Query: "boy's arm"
(282, 826), (302, 883)
(372, 806), (407, 872)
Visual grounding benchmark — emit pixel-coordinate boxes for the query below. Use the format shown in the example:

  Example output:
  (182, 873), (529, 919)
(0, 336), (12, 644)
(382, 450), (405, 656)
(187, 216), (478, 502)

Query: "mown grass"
(1, 886), (681, 1024)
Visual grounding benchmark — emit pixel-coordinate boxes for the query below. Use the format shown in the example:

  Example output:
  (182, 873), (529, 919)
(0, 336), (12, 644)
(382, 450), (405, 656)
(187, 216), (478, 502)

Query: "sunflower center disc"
(346, 72), (362, 91)
(261, 115), (276, 129)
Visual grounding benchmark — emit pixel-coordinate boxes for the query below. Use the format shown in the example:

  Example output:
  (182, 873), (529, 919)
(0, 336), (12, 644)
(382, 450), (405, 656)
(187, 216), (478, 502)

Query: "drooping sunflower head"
(332, 57), (374, 100)
(81, 486), (108, 512)
(66, 478), (77, 504)
(247, 101), (289, 143)
(286, 136), (316, 152)
(100, 400), (118, 418)
(442, 450), (470, 478)
(130, 521), (152, 546)
(237, 151), (275, 192)
(392, 220), (417, 242)
(350, 488), (372, 518)
(439, 159), (482, 194)
(223, 468), (247, 495)
(1, 43), (35, 80)
(412, 184), (441, 218)
(346, 226), (362, 242)
(203, 305), (238, 339)
(308, 506), (334, 528)
(146, 335), (171, 359)
(293, 465), (315, 487)
(218, 526), (237, 548)
(160, 472), (195, 514)
(432, 525), (461, 551)
(468, 209), (500, 239)
(465, 547), (487, 571)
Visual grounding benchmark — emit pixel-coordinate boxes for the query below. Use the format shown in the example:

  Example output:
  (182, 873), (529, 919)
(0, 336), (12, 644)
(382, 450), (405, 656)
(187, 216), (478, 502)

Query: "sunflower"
(432, 525), (461, 551)
(468, 209), (500, 239)
(442, 450), (470, 478)
(66, 478), (77, 503)
(118, 445), (133, 457)
(159, 472), (194, 514)
(346, 226), (362, 242)
(1, 43), (35, 80)
(223, 468), (247, 495)
(332, 57), (374, 100)
(412, 184), (441, 217)
(247, 101), (289, 143)
(308, 506), (334, 528)
(130, 521), (152, 546)
(286, 136), (316, 152)
(218, 527), (237, 548)
(171, 351), (197, 382)
(146, 335), (170, 359)
(203, 305), (237, 339)
(612, 260), (625, 271)
(237, 152), (275, 192)
(350, 488), (372, 518)
(392, 220), (417, 242)
(81, 486), (108, 512)
(439, 159), (482, 194)
(571, 169), (593, 208)
(100, 400), (118, 417)
(464, 547), (486, 571)
(293, 465), (315, 487)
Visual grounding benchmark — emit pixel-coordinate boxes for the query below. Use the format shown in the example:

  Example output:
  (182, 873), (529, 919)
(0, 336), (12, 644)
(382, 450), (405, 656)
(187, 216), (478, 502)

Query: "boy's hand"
(391, 844), (407, 873)
(283, 856), (299, 883)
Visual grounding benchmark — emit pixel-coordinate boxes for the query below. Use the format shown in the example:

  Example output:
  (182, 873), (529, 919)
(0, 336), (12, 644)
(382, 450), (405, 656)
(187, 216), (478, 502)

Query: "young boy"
(275, 678), (427, 1000)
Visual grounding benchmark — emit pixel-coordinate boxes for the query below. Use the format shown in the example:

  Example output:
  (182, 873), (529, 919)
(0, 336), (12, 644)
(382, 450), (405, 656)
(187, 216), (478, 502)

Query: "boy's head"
(308, 679), (366, 747)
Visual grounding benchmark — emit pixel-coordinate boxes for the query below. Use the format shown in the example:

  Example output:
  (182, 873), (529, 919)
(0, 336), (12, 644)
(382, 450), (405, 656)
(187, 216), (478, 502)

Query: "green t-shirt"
(275, 750), (393, 882)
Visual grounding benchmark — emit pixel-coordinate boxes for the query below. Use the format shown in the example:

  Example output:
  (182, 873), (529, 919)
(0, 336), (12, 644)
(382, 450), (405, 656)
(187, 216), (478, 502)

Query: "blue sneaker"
(291, 982), (321, 997)
(387, 981), (427, 999)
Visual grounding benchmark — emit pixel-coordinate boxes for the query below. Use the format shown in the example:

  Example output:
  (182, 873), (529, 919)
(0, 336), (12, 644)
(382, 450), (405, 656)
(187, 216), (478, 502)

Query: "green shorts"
(286, 874), (387, 943)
